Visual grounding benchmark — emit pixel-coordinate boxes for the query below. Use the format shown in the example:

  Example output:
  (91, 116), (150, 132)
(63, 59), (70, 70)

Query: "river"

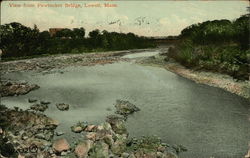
(1, 51), (249, 158)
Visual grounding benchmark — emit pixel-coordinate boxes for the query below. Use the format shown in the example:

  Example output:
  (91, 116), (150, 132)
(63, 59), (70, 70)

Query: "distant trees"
(180, 15), (249, 50)
(0, 23), (154, 58)
(54, 27), (85, 39)
(55, 28), (73, 38)
(72, 27), (85, 39)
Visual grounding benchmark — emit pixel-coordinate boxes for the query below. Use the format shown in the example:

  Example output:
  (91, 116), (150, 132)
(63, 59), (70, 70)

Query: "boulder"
(88, 142), (109, 158)
(85, 125), (97, 132)
(115, 100), (140, 116)
(121, 152), (130, 158)
(1, 81), (40, 97)
(86, 132), (96, 141)
(52, 138), (70, 153)
(56, 103), (69, 111)
(56, 131), (65, 136)
(40, 100), (51, 105)
(72, 126), (83, 133)
(28, 98), (37, 103)
(111, 135), (127, 155)
(106, 115), (127, 135)
(74, 140), (93, 158)
(103, 134), (114, 147)
(71, 122), (88, 133)
(30, 104), (48, 112)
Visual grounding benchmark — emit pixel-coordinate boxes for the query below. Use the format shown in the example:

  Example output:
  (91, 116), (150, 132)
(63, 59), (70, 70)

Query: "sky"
(1, 1), (249, 37)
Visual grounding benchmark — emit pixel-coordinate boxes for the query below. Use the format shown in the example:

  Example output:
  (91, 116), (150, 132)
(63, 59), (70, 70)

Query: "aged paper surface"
(0, 1), (249, 158)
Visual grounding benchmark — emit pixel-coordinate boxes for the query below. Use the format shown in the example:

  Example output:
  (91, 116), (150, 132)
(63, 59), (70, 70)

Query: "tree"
(89, 29), (101, 47)
(233, 15), (249, 49)
(55, 28), (73, 38)
(89, 29), (100, 39)
(72, 27), (85, 39)
(0, 22), (40, 57)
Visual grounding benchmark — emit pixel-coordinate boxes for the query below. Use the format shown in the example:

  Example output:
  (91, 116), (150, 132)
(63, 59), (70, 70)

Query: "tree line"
(168, 14), (249, 80)
(180, 15), (249, 49)
(0, 22), (155, 58)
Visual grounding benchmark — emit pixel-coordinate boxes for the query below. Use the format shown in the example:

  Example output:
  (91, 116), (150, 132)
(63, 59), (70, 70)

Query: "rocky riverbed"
(0, 101), (183, 158)
(0, 49), (156, 74)
(1, 80), (40, 97)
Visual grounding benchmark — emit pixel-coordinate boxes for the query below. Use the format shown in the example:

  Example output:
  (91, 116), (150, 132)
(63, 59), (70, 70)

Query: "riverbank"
(0, 99), (181, 158)
(0, 48), (157, 74)
(137, 48), (250, 100)
(1, 47), (249, 99)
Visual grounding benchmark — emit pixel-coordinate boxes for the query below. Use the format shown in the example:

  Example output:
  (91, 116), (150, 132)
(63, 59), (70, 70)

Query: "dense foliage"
(0, 22), (155, 58)
(169, 15), (249, 80)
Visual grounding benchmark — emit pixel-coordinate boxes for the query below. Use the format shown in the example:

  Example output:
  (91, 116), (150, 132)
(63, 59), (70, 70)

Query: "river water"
(1, 51), (249, 158)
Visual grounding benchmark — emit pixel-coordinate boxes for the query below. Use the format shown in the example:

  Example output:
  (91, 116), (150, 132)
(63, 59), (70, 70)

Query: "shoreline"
(164, 60), (250, 100)
(1, 47), (249, 100)
(136, 48), (250, 100)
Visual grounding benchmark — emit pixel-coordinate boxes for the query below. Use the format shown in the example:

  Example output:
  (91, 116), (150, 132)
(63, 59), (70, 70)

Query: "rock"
(111, 135), (127, 155)
(88, 142), (109, 158)
(121, 152), (130, 158)
(30, 104), (48, 112)
(86, 132), (96, 140)
(52, 138), (70, 153)
(1, 81), (40, 97)
(71, 122), (88, 133)
(74, 140), (93, 158)
(72, 126), (83, 133)
(157, 145), (166, 152)
(28, 98), (37, 103)
(44, 130), (54, 141)
(56, 103), (69, 111)
(85, 125), (96, 132)
(56, 131), (65, 136)
(47, 118), (60, 127)
(102, 122), (112, 131)
(35, 133), (46, 140)
(103, 134), (114, 147)
(40, 100), (51, 105)
(172, 144), (187, 154)
(61, 151), (67, 156)
(96, 125), (104, 131)
(106, 115), (127, 135)
(115, 100), (140, 116)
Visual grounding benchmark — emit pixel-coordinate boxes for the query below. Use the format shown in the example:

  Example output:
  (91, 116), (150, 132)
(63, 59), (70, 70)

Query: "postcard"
(0, 0), (249, 158)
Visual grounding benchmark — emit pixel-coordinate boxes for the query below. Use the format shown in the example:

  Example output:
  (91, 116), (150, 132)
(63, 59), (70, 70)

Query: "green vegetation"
(168, 15), (249, 80)
(0, 22), (155, 59)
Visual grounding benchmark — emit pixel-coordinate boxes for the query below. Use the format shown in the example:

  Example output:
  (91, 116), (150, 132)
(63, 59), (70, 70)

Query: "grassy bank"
(168, 15), (249, 80)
